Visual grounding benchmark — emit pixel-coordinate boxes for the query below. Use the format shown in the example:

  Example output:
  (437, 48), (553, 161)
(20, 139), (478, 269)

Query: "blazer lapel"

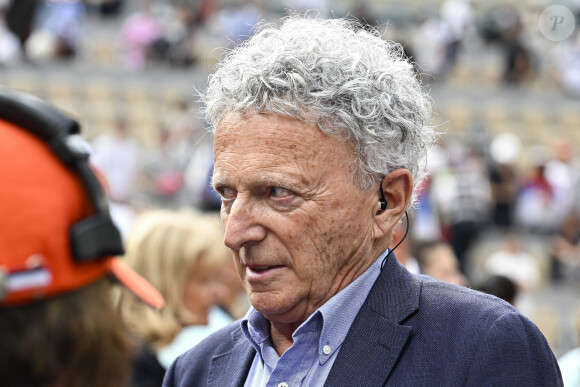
(325, 255), (421, 387)
(207, 327), (256, 387)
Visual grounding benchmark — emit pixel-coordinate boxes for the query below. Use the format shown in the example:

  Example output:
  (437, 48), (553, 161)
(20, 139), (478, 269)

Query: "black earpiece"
(379, 198), (387, 211)
(379, 176), (387, 211)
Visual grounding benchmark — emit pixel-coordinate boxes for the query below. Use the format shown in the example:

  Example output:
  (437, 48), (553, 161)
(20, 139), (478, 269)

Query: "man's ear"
(372, 169), (413, 239)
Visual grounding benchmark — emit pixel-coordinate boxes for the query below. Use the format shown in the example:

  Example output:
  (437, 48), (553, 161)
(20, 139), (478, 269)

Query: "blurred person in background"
(545, 139), (579, 228)
(550, 30), (580, 98)
(91, 115), (140, 205)
(474, 274), (518, 306)
(90, 115), (140, 239)
(488, 132), (521, 228)
(514, 146), (559, 233)
(4, 0), (37, 56)
(117, 209), (232, 386)
(146, 3), (199, 68)
(162, 96), (201, 168)
(25, 0), (85, 61)
(430, 142), (492, 274)
(214, 0), (263, 46)
(0, 88), (163, 387)
(478, 4), (536, 85)
(439, 0), (473, 77)
(411, 14), (448, 82)
(96, 0), (125, 18)
(484, 232), (541, 293)
(559, 341), (580, 387)
(120, 0), (163, 70)
(0, 1), (21, 65)
(184, 144), (222, 212)
(417, 241), (468, 287)
(499, 5), (535, 85)
(142, 98), (206, 209)
(412, 144), (448, 244)
(551, 209), (580, 284)
(139, 126), (189, 208)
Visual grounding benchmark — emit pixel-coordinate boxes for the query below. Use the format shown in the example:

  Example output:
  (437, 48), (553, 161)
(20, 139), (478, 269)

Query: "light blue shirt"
(241, 251), (386, 387)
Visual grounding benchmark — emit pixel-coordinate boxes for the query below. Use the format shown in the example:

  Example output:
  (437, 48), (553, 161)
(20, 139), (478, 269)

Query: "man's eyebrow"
(259, 176), (294, 190)
(210, 175), (304, 190)
(210, 175), (226, 188)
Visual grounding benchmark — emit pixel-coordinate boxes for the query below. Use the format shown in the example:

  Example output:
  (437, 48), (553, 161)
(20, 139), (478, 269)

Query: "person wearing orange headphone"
(0, 87), (164, 387)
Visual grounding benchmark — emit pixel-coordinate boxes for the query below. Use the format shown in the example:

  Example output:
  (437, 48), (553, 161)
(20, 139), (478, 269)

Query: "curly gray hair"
(202, 16), (437, 204)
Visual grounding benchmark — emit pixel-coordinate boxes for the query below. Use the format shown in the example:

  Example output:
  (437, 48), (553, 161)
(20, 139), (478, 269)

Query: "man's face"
(213, 113), (377, 328)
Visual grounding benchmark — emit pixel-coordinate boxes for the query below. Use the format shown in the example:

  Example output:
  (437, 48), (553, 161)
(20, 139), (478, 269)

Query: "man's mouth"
(249, 265), (281, 273)
(245, 264), (285, 283)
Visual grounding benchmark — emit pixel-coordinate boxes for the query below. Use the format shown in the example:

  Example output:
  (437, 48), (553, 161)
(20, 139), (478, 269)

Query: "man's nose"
(223, 197), (266, 250)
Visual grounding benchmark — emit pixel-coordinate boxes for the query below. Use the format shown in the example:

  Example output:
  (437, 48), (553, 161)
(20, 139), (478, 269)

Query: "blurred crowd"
(0, 0), (579, 96)
(408, 133), (580, 293)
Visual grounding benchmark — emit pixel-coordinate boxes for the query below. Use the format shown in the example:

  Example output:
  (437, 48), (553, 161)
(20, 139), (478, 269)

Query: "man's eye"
(217, 186), (237, 200)
(269, 187), (294, 198)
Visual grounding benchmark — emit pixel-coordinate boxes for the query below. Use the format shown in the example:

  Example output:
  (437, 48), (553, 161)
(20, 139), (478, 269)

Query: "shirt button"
(323, 345), (331, 355)
(277, 383), (289, 387)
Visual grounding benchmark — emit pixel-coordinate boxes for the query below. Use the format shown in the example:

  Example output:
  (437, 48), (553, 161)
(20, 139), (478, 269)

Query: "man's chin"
(249, 295), (308, 325)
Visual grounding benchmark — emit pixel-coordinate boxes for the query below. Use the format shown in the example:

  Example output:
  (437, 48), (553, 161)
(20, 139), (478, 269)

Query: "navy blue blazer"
(164, 255), (563, 386)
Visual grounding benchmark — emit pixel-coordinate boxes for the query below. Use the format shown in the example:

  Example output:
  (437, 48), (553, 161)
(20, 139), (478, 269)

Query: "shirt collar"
(241, 250), (387, 363)
(241, 307), (269, 358)
(316, 251), (385, 363)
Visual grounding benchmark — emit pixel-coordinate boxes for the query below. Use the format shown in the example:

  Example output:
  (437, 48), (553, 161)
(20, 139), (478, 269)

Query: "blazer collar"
(366, 252), (421, 323)
(325, 254), (421, 386)
(207, 326), (256, 387)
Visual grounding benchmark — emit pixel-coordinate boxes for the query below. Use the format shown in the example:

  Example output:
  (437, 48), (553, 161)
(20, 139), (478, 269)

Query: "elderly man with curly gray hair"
(164, 16), (562, 387)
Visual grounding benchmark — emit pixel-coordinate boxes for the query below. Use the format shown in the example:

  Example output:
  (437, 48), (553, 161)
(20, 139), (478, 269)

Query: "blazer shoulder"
(384, 275), (562, 385)
(418, 274), (516, 322)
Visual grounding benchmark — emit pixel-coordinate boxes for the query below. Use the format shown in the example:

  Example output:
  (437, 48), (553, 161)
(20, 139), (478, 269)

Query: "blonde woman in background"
(118, 209), (232, 387)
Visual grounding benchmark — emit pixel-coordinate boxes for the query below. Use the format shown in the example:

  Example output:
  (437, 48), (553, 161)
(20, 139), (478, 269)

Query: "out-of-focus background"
(0, 0), (579, 358)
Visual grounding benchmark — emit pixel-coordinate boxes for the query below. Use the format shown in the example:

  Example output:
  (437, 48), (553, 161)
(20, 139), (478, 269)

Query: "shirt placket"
(267, 328), (319, 387)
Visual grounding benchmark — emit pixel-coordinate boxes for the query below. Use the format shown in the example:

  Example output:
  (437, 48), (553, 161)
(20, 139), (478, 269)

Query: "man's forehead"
(214, 112), (351, 150)
(215, 114), (318, 154)
(212, 113), (357, 184)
